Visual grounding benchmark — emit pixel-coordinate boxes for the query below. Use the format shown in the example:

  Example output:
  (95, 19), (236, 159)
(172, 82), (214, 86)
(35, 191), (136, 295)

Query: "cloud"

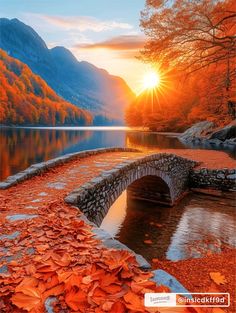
(75, 35), (146, 50)
(38, 15), (133, 32)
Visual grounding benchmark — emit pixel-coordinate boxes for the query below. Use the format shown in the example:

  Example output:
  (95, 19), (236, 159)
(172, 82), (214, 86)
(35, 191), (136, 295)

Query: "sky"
(0, 0), (152, 94)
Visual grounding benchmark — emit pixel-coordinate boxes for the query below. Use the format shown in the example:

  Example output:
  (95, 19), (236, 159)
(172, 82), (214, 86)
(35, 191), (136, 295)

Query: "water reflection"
(125, 132), (185, 151)
(0, 127), (127, 180)
(101, 191), (236, 262)
(100, 191), (127, 236)
(0, 127), (91, 180)
(126, 131), (236, 157)
(1, 126), (235, 180)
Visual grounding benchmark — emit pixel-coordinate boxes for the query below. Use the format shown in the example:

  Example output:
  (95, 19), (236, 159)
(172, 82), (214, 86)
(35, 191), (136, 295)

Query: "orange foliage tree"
(0, 49), (92, 126)
(126, 0), (236, 130)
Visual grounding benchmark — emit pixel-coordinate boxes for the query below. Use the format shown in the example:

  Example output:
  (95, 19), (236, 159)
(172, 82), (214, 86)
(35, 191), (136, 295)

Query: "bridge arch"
(65, 153), (196, 226)
(127, 175), (172, 206)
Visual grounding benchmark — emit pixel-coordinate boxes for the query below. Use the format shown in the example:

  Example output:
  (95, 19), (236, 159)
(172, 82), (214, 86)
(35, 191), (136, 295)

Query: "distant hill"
(0, 49), (92, 126)
(0, 18), (135, 124)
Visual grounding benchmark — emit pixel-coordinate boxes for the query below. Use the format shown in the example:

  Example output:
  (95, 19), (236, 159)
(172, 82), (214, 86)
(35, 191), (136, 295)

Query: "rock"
(93, 227), (112, 241)
(227, 173), (236, 180)
(151, 269), (190, 295)
(46, 182), (67, 190)
(209, 121), (236, 141)
(224, 138), (236, 145)
(208, 138), (223, 145)
(6, 214), (38, 222)
(0, 182), (11, 189)
(216, 173), (225, 179)
(180, 121), (215, 142)
(0, 265), (8, 274)
(0, 231), (20, 241)
(45, 297), (57, 313)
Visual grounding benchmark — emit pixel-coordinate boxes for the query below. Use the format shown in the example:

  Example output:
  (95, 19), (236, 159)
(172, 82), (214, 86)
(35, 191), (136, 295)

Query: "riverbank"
(179, 121), (236, 147)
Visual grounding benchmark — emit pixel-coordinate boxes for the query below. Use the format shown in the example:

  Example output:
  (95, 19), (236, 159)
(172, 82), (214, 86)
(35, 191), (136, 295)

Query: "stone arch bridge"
(65, 153), (196, 226)
(1, 147), (234, 228)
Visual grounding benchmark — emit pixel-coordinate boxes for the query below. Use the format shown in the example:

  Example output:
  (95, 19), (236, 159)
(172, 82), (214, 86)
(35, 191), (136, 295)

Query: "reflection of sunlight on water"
(166, 206), (236, 261)
(100, 191), (127, 237)
(20, 126), (130, 131)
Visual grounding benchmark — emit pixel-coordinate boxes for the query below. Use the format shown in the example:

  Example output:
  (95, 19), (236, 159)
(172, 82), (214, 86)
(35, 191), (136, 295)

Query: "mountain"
(0, 18), (135, 124)
(0, 49), (92, 126)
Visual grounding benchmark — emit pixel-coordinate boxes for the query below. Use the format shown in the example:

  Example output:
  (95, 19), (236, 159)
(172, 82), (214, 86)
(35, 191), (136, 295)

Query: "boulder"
(180, 121), (215, 142)
(209, 121), (236, 141)
(224, 138), (236, 145)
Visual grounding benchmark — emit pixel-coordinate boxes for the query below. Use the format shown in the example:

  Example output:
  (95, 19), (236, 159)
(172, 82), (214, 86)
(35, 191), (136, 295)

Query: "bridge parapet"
(190, 167), (236, 190)
(65, 153), (197, 226)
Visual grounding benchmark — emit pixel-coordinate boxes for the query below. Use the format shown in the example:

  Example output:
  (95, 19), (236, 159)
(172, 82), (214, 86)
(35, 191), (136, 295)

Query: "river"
(101, 191), (236, 262)
(0, 126), (235, 181)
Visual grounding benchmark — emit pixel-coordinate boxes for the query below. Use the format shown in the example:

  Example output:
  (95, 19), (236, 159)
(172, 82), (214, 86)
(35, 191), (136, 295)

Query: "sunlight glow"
(143, 71), (160, 89)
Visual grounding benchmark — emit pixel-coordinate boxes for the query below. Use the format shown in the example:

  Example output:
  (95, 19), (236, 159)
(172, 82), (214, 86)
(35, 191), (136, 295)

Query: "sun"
(143, 71), (160, 89)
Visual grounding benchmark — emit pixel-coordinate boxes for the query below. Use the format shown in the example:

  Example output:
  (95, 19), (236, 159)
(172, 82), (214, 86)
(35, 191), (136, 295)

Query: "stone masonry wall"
(65, 154), (196, 226)
(190, 168), (236, 190)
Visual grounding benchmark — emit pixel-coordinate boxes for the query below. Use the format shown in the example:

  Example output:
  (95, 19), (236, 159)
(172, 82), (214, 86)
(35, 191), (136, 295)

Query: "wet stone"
(38, 192), (48, 196)
(6, 214), (38, 222)
(31, 198), (42, 203)
(0, 231), (20, 241)
(46, 182), (67, 190)
(0, 265), (8, 274)
(227, 173), (236, 180)
(25, 205), (38, 209)
(26, 247), (35, 255)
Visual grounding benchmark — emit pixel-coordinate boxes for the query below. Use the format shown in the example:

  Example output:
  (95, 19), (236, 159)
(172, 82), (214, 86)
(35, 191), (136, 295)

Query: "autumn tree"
(140, 0), (236, 118)
(0, 49), (93, 126)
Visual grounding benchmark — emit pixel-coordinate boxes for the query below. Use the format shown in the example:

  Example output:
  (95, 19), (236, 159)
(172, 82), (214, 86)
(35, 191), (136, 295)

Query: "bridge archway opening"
(127, 175), (172, 206)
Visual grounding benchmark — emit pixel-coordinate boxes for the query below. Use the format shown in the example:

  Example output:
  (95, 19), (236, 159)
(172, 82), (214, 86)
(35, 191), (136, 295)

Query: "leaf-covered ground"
(152, 247), (236, 313)
(0, 150), (235, 312)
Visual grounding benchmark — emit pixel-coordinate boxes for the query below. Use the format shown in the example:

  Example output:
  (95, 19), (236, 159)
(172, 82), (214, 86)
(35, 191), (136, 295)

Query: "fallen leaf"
(124, 291), (144, 311)
(110, 301), (126, 313)
(209, 272), (227, 285)
(65, 288), (88, 311)
(11, 292), (43, 312)
(42, 283), (64, 300)
(212, 308), (225, 313)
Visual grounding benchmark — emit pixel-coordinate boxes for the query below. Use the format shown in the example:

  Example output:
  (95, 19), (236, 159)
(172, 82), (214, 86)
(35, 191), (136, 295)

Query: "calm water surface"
(101, 191), (236, 262)
(0, 126), (235, 180)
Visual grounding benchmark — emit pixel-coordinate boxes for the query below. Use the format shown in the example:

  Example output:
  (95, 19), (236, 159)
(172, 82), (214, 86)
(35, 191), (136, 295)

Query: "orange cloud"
(75, 35), (146, 50)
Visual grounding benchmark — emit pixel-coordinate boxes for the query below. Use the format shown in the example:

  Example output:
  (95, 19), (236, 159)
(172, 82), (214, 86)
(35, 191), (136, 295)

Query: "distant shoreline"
(0, 124), (182, 136)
